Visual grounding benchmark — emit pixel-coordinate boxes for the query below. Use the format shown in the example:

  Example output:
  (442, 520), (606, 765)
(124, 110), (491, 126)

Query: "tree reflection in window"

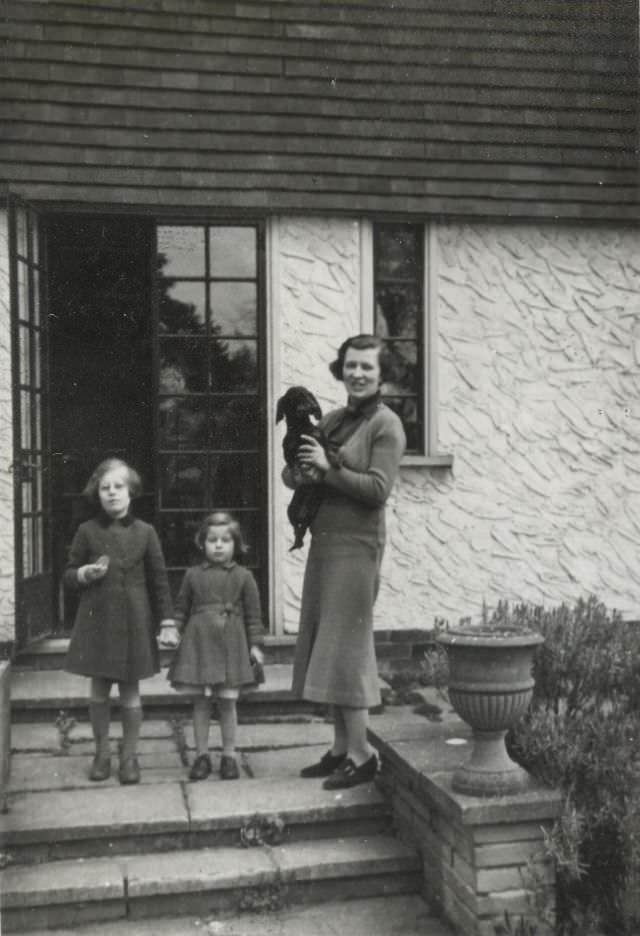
(373, 224), (424, 454)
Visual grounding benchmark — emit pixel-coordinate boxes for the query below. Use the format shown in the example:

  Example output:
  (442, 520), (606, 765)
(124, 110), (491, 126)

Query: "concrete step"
(10, 664), (324, 721)
(9, 893), (451, 936)
(1, 834), (424, 933)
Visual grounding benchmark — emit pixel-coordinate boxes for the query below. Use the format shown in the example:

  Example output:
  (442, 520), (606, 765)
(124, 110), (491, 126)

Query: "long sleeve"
(144, 526), (173, 626)
(323, 416), (406, 507)
(242, 571), (265, 646)
(173, 571), (193, 633)
(63, 525), (91, 591)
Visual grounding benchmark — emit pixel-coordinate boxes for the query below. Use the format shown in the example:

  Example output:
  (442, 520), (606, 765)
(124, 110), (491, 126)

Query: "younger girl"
(165, 512), (265, 781)
(64, 458), (174, 785)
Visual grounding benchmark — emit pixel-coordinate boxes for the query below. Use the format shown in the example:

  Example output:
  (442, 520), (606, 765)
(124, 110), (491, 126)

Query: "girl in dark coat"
(65, 458), (174, 785)
(165, 512), (265, 781)
(284, 335), (406, 790)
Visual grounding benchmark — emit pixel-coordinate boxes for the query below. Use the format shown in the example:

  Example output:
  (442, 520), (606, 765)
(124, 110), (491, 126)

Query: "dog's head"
(276, 386), (322, 426)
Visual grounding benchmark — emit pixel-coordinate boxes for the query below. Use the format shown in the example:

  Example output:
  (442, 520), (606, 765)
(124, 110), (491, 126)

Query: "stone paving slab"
(1, 782), (188, 844)
(271, 834), (420, 882)
(124, 846), (275, 897)
(1, 857), (124, 908)
(11, 665), (295, 707)
(19, 893), (451, 936)
(11, 718), (174, 754)
(187, 775), (387, 833)
(244, 744), (330, 779)
(9, 752), (186, 792)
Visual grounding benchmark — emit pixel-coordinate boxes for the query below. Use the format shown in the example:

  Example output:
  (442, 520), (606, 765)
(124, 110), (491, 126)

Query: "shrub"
(496, 596), (640, 935)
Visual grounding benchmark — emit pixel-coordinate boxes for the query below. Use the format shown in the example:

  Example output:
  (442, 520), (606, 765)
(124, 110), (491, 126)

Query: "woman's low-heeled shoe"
(189, 753), (212, 781)
(220, 755), (240, 780)
(300, 749), (347, 778)
(119, 756), (140, 785)
(88, 755), (111, 781)
(322, 754), (378, 790)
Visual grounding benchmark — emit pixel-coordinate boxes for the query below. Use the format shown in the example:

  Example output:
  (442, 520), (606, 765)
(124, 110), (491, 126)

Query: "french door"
(9, 196), (53, 649)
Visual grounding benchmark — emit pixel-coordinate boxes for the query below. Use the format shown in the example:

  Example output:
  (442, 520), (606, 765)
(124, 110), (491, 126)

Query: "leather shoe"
(88, 755), (111, 782)
(189, 753), (212, 781)
(220, 755), (239, 780)
(118, 756), (140, 785)
(322, 754), (378, 790)
(300, 749), (347, 778)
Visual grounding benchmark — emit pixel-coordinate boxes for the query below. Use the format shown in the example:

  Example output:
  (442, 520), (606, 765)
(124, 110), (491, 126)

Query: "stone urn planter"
(436, 627), (544, 797)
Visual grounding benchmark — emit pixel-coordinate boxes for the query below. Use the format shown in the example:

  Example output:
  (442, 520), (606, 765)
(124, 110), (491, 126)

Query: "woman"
(285, 334), (406, 789)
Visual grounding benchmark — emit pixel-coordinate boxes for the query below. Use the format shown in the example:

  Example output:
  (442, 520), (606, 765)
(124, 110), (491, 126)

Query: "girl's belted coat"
(64, 513), (173, 683)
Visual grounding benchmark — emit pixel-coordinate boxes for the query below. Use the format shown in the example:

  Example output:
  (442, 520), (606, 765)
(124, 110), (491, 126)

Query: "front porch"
(0, 648), (561, 936)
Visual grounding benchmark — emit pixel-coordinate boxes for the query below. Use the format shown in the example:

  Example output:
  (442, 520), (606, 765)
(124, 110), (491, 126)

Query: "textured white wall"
(0, 211), (15, 643)
(278, 219), (640, 630)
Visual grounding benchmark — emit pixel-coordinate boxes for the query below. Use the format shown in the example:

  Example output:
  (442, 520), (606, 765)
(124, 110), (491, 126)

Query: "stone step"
(2, 769), (392, 864)
(11, 893), (451, 936)
(1, 834), (424, 933)
(10, 664), (324, 721)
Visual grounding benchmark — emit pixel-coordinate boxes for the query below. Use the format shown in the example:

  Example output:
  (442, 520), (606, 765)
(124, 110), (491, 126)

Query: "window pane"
(33, 268), (41, 327)
(210, 396), (259, 449)
(16, 207), (28, 257)
(158, 281), (205, 334)
(210, 338), (257, 392)
(157, 226), (205, 277)
(160, 454), (207, 508)
(33, 325), (41, 388)
(160, 340), (208, 393)
(210, 282), (257, 336)
(159, 397), (208, 449)
(383, 396), (420, 452)
(208, 454), (259, 508)
(21, 391), (31, 447)
(17, 261), (27, 321)
(375, 225), (422, 279)
(23, 519), (33, 576)
(159, 513), (202, 568)
(375, 284), (419, 339)
(19, 325), (30, 385)
(209, 227), (256, 278)
(387, 340), (418, 394)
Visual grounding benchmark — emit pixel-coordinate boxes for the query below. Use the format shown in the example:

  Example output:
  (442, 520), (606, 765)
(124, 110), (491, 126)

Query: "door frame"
(8, 194), (53, 650)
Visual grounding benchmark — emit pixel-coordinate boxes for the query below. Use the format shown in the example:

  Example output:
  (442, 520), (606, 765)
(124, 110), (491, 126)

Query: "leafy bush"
(494, 596), (640, 935)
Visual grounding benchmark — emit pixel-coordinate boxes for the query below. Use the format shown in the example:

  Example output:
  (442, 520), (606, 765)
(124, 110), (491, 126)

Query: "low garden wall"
(369, 691), (562, 936)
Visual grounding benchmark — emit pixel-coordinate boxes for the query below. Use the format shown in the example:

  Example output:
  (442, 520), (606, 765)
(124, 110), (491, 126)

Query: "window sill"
(401, 453), (454, 469)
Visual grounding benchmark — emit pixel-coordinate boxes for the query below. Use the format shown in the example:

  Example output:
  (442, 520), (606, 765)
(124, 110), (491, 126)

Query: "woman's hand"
(296, 435), (330, 475)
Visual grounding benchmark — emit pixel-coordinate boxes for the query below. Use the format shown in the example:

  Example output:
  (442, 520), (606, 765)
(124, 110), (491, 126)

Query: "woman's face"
(342, 346), (381, 402)
(98, 467), (131, 519)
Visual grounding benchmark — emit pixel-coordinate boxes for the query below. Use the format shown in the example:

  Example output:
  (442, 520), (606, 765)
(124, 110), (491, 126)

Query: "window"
(368, 222), (450, 465)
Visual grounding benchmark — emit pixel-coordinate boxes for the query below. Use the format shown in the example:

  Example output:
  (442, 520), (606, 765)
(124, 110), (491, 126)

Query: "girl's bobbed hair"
(83, 458), (142, 506)
(328, 333), (395, 383)
(195, 511), (249, 561)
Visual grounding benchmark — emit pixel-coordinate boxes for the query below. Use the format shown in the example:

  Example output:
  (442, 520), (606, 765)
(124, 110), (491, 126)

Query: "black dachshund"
(276, 385), (326, 551)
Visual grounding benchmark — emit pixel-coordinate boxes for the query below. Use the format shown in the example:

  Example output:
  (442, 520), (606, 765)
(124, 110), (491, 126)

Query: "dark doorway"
(48, 215), (155, 630)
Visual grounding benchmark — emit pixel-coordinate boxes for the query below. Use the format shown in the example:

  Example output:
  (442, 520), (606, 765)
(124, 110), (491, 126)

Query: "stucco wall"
(278, 219), (640, 630)
(0, 210), (15, 643)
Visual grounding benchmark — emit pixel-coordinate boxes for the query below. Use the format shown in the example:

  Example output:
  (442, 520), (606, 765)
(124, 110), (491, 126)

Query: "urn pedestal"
(436, 629), (544, 797)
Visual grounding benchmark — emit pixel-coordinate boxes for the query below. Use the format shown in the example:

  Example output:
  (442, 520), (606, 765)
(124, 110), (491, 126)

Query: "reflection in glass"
(161, 454), (207, 508)
(210, 339), (257, 392)
(17, 208), (27, 257)
(22, 476), (32, 513)
(19, 325), (30, 385)
(17, 261), (27, 321)
(384, 396), (419, 452)
(210, 227), (256, 278)
(208, 454), (259, 508)
(159, 397), (208, 449)
(159, 341), (208, 393)
(210, 396), (259, 449)
(375, 284), (419, 339)
(159, 281), (205, 334)
(21, 391), (31, 448)
(210, 282), (256, 336)
(23, 521), (32, 576)
(375, 225), (422, 279)
(160, 514), (202, 568)
(386, 340), (418, 394)
(33, 324), (41, 388)
(157, 226), (205, 278)
(33, 268), (40, 326)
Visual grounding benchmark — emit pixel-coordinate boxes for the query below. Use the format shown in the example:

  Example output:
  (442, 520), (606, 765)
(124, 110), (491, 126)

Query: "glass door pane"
(155, 223), (267, 608)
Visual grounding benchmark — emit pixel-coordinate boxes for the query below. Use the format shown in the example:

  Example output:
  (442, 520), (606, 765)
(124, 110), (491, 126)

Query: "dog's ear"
(276, 395), (286, 424)
(311, 399), (322, 421)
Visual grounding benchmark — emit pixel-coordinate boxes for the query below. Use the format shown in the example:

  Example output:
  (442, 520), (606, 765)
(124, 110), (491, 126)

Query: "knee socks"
(120, 706), (142, 761)
(89, 700), (111, 759)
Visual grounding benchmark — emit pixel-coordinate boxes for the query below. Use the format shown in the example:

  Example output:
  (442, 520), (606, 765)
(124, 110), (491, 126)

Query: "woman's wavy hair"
(83, 458), (142, 506)
(195, 511), (249, 561)
(328, 334), (395, 383)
